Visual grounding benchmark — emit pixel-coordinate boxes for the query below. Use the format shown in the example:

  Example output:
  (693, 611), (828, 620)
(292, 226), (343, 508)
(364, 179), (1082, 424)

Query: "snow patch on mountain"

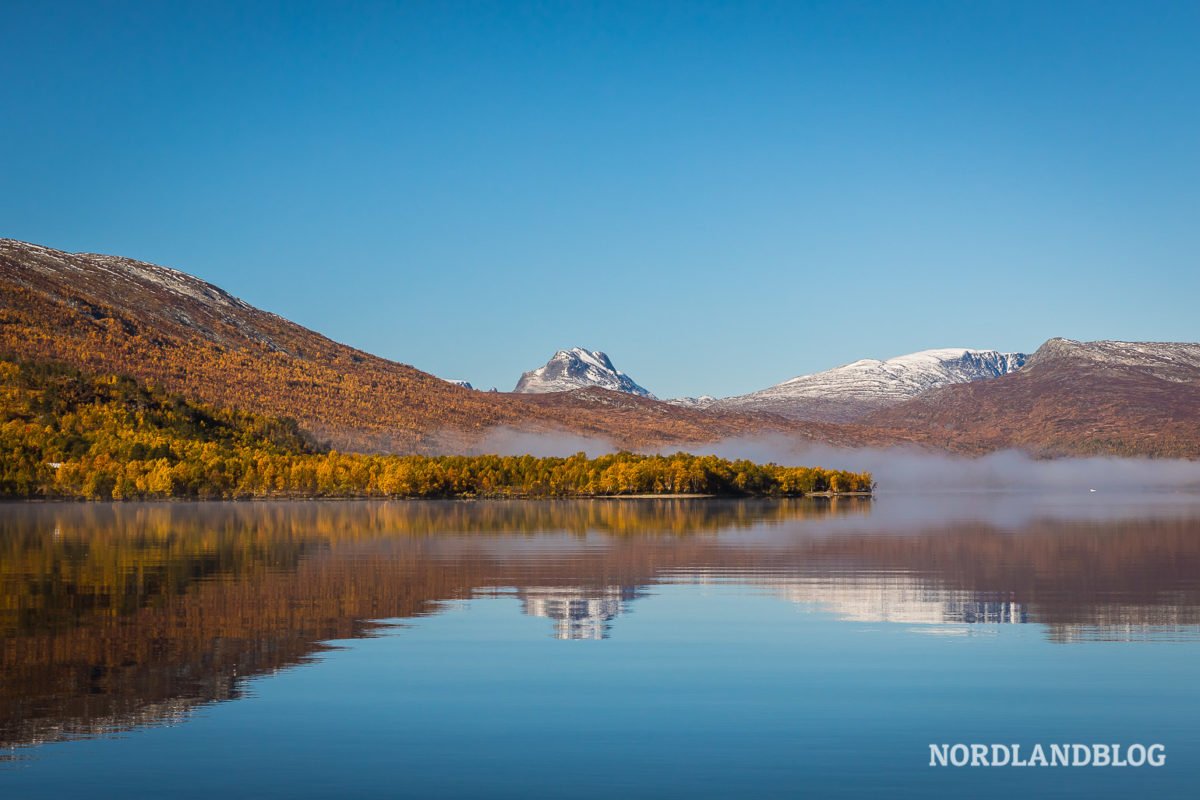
(514, 348), (655, 398)
(77, 251), (254, 311)
(666, 395), (717, 409)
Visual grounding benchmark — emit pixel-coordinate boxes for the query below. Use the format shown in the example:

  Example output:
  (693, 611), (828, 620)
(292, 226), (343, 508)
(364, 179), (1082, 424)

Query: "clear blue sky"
(3, 1), (1198, 397)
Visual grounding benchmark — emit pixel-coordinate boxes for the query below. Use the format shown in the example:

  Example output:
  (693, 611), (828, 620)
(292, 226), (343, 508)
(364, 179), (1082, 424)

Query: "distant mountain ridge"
(670, 348), (1028, 422)
(869, 338), (1200, 457)
(511, 347), (1026, 419)
(514, 348), (655, 398)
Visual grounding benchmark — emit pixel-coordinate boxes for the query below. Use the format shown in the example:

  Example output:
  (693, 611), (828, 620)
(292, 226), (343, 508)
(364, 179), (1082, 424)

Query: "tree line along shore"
(0, 357), (873, 501)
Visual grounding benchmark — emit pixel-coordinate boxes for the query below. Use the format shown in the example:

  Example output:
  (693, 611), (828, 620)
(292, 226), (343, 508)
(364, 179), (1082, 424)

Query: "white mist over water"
(707, 440), (1200, 493)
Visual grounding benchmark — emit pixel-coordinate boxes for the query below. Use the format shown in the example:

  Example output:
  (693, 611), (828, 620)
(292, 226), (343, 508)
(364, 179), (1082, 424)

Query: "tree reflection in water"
(3, 496), (1200, 750)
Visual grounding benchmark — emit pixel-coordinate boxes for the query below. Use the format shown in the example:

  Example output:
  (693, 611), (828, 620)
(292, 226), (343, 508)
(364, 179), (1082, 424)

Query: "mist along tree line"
(0, 358), (873, 500)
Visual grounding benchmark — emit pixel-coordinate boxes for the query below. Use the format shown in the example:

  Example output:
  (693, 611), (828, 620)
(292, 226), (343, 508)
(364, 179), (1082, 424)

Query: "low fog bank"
(702, 439), (1200, 493)
(462, 428), (619, 459)
(455, 429), (1200, 493)
(804, 491), (1200, 533)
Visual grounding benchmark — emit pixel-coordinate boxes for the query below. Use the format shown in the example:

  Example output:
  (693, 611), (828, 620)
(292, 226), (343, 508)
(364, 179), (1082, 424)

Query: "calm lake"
(2, 495), (1199, 798)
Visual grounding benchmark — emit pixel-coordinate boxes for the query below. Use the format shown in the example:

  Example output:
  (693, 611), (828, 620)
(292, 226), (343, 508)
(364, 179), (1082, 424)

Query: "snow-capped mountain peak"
(708, 348), (1028, 422)
(513, 348), (655, 398)
(776, 348), (1026, 389)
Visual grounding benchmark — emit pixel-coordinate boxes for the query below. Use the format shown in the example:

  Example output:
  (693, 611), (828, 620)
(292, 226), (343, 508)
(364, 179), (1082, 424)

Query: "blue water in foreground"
(2, 495), (1198, 798)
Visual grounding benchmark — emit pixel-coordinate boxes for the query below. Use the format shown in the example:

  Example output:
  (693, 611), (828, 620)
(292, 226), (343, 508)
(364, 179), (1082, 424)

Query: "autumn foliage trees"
(0, 358), (873, 500)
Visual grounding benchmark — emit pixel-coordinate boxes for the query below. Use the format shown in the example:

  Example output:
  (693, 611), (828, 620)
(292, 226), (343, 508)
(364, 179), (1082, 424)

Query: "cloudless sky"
(3, 0), (1198, 397)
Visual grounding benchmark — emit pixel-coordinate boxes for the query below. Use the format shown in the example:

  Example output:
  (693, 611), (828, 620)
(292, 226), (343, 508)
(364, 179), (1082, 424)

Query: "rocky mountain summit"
(1028, 338), (1200, 381)
(514, 348), (655, 397)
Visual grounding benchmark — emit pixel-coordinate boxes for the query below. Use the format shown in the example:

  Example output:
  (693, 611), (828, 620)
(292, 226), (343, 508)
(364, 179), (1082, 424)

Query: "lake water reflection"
(2, 495), (1199, 798)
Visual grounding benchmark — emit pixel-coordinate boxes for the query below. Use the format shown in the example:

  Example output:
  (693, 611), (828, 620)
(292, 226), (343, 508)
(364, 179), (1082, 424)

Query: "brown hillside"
(0, 239), (819, 452)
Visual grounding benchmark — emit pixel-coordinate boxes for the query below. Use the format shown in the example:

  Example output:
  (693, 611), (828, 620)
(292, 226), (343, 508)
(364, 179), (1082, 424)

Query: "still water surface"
(2, 495), (1199, 798)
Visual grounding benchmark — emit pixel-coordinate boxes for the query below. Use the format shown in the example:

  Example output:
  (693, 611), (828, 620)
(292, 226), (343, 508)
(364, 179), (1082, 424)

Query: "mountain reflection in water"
(3, 495), (1200, 752)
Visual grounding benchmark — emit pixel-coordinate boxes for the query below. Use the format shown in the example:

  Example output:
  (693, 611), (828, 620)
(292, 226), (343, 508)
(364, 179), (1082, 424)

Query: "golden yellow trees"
(0, 357), (873, 500)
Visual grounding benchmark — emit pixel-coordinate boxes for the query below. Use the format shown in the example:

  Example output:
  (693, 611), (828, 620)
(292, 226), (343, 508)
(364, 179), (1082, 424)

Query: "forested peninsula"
(0, 358), (873, 500)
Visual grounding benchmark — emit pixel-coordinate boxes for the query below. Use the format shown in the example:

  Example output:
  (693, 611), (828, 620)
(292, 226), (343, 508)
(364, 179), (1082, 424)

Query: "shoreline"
(1, 492), (873, 504)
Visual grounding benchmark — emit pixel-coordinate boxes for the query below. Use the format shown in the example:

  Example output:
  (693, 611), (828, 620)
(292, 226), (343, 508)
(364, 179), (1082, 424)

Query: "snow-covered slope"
(707, 348), (1028, 422)
(514, 348), (655, 398)
(667, 395), (717, 409)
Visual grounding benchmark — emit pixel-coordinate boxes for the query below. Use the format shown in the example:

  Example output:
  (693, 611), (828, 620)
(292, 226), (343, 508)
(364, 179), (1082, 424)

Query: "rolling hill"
(0, 239), (802, 452)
